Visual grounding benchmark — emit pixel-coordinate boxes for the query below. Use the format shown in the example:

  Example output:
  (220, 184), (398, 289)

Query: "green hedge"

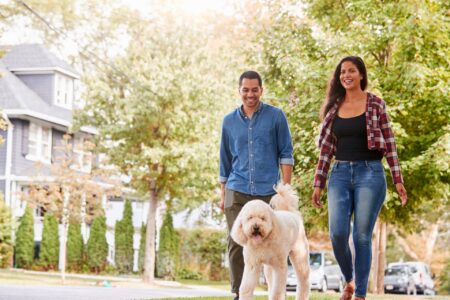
(15, 207), (34, 268)
(39, 214), (59, 269)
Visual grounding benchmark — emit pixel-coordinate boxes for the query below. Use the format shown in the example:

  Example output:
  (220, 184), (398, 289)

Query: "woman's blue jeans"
(327, 160), (386, 297)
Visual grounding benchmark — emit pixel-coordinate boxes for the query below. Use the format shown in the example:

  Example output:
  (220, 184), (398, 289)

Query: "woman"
(311, 56), (407, 300)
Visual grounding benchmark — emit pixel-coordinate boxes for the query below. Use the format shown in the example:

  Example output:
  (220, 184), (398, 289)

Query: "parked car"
(388, 261), (435, 295)
(286, 251), (344, 292)
(384, 265), (416, 295)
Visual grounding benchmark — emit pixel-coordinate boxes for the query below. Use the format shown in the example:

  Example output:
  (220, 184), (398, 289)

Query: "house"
(0, 44), (155, 271)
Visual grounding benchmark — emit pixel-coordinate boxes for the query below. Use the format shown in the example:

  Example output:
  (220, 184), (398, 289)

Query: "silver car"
(286, 251), (345, 292)
(384, 265), (416, 295)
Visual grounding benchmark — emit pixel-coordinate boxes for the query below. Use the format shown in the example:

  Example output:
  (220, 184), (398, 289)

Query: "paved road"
(0, 284), (232, 300)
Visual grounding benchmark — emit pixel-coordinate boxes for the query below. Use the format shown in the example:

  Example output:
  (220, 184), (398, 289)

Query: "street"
(0, 284), (231, 300)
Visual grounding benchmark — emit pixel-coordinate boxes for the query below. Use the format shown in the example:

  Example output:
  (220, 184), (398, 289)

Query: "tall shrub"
(157, 210), (179, 279)
(0, 197), (13, 268)
(15, 206), (34, 268)
(138, 222), (146, 273)
(67, 222), (84, 271)
(39, 214), (59, 269)
(87, 216), (108, 273)
(114, 200), (134, 273)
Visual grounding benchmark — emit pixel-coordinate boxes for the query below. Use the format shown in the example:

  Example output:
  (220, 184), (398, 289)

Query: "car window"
(310, 253), (322, 268)
(385, 268), (407, 276)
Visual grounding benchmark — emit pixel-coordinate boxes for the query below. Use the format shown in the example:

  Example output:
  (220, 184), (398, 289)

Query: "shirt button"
(249, 127), (252, 130)
(250, 141), (253, 144)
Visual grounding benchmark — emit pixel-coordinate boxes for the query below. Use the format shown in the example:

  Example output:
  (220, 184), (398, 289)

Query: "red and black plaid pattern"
(314, 93), (404, 188)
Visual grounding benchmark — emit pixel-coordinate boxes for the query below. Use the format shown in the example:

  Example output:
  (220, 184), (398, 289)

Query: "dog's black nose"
(253, 224), (259, 230)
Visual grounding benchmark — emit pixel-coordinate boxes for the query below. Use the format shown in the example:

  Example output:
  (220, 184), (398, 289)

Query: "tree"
(248, 0), (449, 292)
(76, 9), (238, 283)
(15, 207), (34, 268)
(114, 200), (134, 273)
(86, 215), (108, 273)
(67, 222), (84, 271)
(38, 214), (59, 269)
(0, 195), (13, 268)
(157, 209), (180, 279)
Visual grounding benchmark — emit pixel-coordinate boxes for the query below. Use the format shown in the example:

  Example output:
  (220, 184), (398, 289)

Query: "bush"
(138, 222), (146, 273)
(87, 216), (108, 273)
(157, 210), (180, 279)
(440, 258), (450, 295)
(0, 197), (13, 268)
(38, 214), (59, 269)
(177, 267), (203, 280)
(15, 207), (34, 268)
(114, 200), (134, 273)
(67, 222), (84, 271)
(178, 228), (227, 281)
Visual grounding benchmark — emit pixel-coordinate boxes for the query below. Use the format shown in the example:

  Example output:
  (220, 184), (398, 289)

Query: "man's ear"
(231, 213), (247, 246)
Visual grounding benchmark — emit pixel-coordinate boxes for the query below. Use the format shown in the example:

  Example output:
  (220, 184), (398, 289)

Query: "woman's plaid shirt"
(314, 92), (404, 188)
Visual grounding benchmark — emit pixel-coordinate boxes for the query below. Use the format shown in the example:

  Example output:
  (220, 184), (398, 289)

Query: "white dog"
(231, 183), (310, 300)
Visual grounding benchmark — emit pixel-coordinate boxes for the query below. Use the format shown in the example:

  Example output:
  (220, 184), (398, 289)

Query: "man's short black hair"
(239, 71), (262, 87)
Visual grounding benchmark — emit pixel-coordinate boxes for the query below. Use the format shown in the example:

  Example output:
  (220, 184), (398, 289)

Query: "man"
(219, 70), (294, 299)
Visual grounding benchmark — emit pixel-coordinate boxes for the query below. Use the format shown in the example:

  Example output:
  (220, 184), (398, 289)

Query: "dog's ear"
(231, 213), (247, 245)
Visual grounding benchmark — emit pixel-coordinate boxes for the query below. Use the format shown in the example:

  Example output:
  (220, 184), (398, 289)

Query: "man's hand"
(312, 187), (323, 208)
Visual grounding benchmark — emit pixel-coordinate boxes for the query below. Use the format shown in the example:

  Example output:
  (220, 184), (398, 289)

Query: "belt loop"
(335, 161), (339, 169)
(365, 160), (369, 167)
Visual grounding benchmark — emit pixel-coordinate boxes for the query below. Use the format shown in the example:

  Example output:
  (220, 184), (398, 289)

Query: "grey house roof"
(0, 44), (96, 133)
(2, 44), (80, 78)
(0, 61), (72, 124)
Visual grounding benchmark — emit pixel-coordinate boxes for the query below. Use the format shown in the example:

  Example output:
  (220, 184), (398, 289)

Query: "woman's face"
(339, 61), (363, 91)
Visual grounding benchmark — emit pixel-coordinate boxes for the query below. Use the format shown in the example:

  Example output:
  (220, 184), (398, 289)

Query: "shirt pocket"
(255, 127), (274, 145)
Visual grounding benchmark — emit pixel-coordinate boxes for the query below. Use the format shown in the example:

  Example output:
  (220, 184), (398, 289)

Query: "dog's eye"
(261, 216), (265, 221)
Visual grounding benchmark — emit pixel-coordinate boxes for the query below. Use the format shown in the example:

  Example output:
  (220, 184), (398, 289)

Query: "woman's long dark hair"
(320, 56), (368, 120)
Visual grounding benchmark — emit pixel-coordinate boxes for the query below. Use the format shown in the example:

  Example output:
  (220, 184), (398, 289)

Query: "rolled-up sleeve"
(219, 121), (231, 183)
(276, 110), (294, 165)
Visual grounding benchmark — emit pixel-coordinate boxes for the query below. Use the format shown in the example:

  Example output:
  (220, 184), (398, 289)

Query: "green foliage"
(114, 200), (134, 273)
(440, 258), (450, 295)
(86, 216), (108, 273)
(251, 0), (450, 230)
(138, 222), (146, 273)
(157, 210), (180, 279)
(179, 228), (227, 281)
(15, 207), (34, 268)
(67, 222), (84, 271)
(0, 196), (13, 268)
(38, 214), (59, 269)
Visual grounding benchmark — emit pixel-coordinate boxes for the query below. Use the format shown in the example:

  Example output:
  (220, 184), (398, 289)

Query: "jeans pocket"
(368, 162), (384, 172)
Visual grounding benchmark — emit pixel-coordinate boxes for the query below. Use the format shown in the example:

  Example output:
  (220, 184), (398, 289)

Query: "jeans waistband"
(334, 159), (381, 166)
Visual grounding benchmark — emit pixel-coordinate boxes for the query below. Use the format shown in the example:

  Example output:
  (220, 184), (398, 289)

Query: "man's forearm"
(281, 164), (293, 184)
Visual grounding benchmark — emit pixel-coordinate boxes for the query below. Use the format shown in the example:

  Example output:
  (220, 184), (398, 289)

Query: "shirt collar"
(239, 101), (264, 118)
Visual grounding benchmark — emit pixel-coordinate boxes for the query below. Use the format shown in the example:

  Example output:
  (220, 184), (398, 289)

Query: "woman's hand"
(396, 183), (408, 206)
(312, 187), (323, 208)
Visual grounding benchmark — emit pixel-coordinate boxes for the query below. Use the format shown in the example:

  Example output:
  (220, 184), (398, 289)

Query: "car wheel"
(321, 278), (328, 293)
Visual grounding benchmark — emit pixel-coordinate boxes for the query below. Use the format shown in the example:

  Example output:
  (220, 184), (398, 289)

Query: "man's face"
(239, 78), (263, 109)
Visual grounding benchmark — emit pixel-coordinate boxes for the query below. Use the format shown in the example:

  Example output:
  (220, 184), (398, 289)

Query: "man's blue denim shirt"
(219, 102), (294, 196)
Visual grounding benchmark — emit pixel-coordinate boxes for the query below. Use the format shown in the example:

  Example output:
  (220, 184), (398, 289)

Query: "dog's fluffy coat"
(231, 183), (310, 300)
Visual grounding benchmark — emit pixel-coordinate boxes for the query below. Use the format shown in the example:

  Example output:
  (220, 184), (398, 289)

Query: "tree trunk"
(143, 178), (157, 284)
(424, 223), (439, 264)
(376, 222), (387, 294)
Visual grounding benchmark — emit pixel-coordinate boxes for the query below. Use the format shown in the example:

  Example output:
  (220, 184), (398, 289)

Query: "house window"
(27, 123), (52, 162)
(73, 136), (92, 172)
(55, 73), (74, 109)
